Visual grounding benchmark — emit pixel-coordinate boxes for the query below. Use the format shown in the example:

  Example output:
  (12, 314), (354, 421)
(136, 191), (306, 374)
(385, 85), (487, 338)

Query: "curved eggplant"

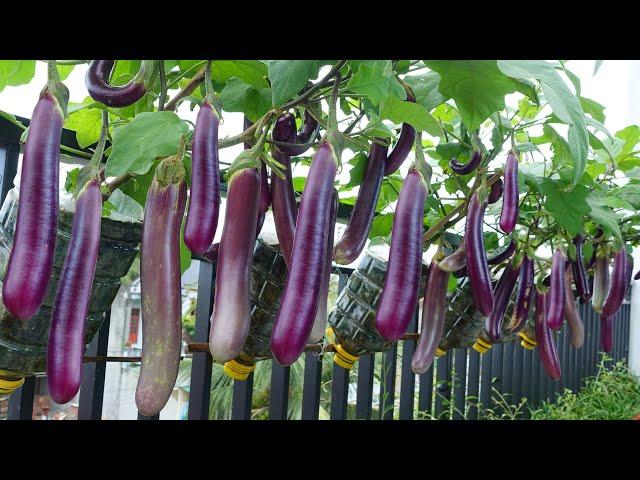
(465, 192), (494, 316)
(546, 249), (566, 331)
(488, 178), (503, 204)
(375, 168), (428, 341)
(499, 151), (518, 233)
(411, 259), (450, 374)
(564, 269), (584, 349)
(333, 140), (388, 264)
(486, 261), (520, 342)
(506, 254), (535, 334)
(487, 239), (516, 266)
(47, 179), (102, 404)
(601, 248), (628, 317)
(571, 235), (591, 302)
(209, 167), (261, 363)
(384, 91), (416, 176)
(535, 289), (561, 381)
(85, 60), (159, 108)
(449, 150), (482, 176)
(592, 253), (610, 314)
(271, 141), (338, 365)
(600, 315), (614, 353)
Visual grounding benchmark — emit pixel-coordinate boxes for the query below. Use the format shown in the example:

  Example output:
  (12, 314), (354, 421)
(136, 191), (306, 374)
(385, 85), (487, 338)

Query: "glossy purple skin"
(411, 260), (449, 374)
(547, 249), (567, 331)
(85, 60), (147, 108)
(488, 178), (503, 204)
(184, 101), (220, 254)
(309, 189), (338, 343)
(439, 244), (466, 273)
(333, 140), (388, 264)
(600, 315), (614, 353)
(384, 92), (416, 176)
(465, 193), (494, 316)
(602, 249), (628, 317)
(271, 114), (299, 267)
(592, 255), (610, 313)
(564, 269), (584, 349)
(499, 152), (519, 233)
(136, 166), (187, 417)
(271, 141), (338, 365)
(47, 179), (102, 404)
(376, 168), (428, 341)
(506, 254), (535, 334)
(571, 235), (591, 301)
(487, 239), (516, 266)
(209, 168), (260, 363)
(625, 253), (633, 296)
(276, 110), (319, 156)
(486, 261), (519, 342)
(3, 91), (62, 320)
(535, 290), (561, 381)
(449, 150), (482, 175)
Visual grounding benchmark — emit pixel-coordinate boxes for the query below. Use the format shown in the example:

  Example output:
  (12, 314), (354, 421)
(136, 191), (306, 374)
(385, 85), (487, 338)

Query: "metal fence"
(0, 116), (633, 421)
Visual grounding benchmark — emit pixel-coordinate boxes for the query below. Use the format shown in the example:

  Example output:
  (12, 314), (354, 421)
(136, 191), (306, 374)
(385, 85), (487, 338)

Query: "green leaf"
(103, 189), (144, 222)
(0, 60), (36, 92)
(369, 213), (394, 238)
(614, 125), (640, 163)
(608, 183), (640, 209)
(347, 61), (404, 106)
(543, 124), (572, 168)
(541, 178), (590, 235)
(212, 60), (268, 90)
(64, 98), (103, 148)
(603, 196), (635, 211)
(220, 78), (271, 122)
(57, 64), (75, 81)
(64, 167), (80, 193)
(594, 60), (603, 76)
(179, 217), (192, 275)
(342, 152), (368, 189)
(585, 162), (606, 179)
(586, 194), (621, 242)
(379, 95), (440, 135)
(105, 111), (189, 177)
(424, 60), (517, 131)
(117, 161), (159, 206)
(580, 97), (606, 123)
(404, 72), (448, 111)
(267, 60), (324, 106)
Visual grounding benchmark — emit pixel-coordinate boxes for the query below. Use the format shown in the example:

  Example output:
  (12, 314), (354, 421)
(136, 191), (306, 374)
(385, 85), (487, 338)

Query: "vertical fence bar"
(269, 363), (290, 420)
(380, 344), (398, 420)
(301, 353), (323, 420)
(560, 327), (569, 395)
(501, 342), (514, 405)
(530, 350), (540, 408)
(355, 354), (375, 420)
(520, 347), (532, 418)
(231, 373), (254, 420)
(489, 343), (504, 413)
(330, 363), (349, 420)
(452, 349), (467, 420)
(478, 349), (493, 418)
(7, 376), (36, 420)
(78, 312), (111, 420)
(433, 351), (452, 420)
(418, 365), (434, 418)
(399, 311), (419, 420)
(466, 349), (481, 420)
(512, 342), (523, 406)
(188, 261), (215, 420)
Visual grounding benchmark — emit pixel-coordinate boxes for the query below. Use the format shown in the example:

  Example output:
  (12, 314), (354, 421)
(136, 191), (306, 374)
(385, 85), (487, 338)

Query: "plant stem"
(281, 60), (347, 111)
(158, 62), (167, 111)
(164, 67), (206, 111)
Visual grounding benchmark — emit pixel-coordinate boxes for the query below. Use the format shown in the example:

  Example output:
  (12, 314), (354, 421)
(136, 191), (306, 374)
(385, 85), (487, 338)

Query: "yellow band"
(435, 347), (445, 357)
(0, 375), (25, 394)
(520, 340), (536, 350)
(334, 343), (358, 370)
(518, 331), (537, 347)
(472, 338), (492, 354)
(325, 327), (336, 344)
(223, 359), (256, 381)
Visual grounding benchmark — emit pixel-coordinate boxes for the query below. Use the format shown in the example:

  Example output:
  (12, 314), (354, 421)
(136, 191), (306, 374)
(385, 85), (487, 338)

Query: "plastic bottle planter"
(327, 251), (429, 370)
(518, 321), (538, 351)
(223, 239), (288, 381)
(0, 189), (142, 393)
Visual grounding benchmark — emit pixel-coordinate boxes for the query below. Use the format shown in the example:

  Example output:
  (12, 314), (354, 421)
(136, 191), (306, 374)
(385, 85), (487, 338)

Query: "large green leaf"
(404, 71), (448, 111)
(369, 213), (394, 238)
(379, 95), (440, 135)
(212, 60), (268, 90)
(608, 183), (640, 210)
(497, 60), (588, 187)
(543, 124), (572, 168)
(64, 98), (103, 148)
(424, 60), (517, 131)
(267, 60), (324, 106)
(586, 194), (621, 242)
(220, 78), (271, 122)
(542, 178), (590, 235)
(0, 60), (36, 92)
(347, 61), (405, 106)
(105, 111), (189, 177)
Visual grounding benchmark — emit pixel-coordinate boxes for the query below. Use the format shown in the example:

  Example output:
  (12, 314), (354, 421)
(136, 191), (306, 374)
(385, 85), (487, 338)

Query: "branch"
(164, 67), (206, 112)
(281, 60), (348, 110)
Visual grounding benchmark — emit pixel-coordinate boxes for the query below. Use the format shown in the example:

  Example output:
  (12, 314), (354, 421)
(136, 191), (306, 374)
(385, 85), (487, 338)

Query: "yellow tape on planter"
(0, 375), (24, 395)
(472, 337), (492, 354)
(223, 359), (256, 381)
(518, 331), (537, 350)
(435, 347), (446, 357)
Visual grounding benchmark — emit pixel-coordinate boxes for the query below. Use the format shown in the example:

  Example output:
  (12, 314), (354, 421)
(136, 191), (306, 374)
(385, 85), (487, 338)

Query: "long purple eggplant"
(209, 167), (260, 363)
(564, 269), (584, 349)
(592, 252), (609, 313)
(571, 235), (591, 302)
(439, 244), (466, 273)
(600, 315), (614, 353)
(376, 168), (428, 341)
(601, 248), (628, 317)
(136, 152), (187, 416)
(384, 91), (416, 176)
(411, 259), (449, 374)
(47, 179), (102, 404)
(3, 85), (67, 320)
(625, 253), (633, 297)
(271, 141), (338, 365)
(535, 289), (561, 380)
(271, 113), (299, 267)
(486, 261), (520, 342)
(499, 151), (519, 233)
(487, 240), (516, 266)
(184, 99), (220, 254)
(85, 60), (159, 108)
(275, 109), (319, 156)
(546, 249), (566, 331)
(309, 189), (338, 343)
(488, 178), (503, 204)
(506, 254), (535, 334)
(465, 192), (494, 316)
(449, 150), (482, 175)
(333, 140), (388, 264)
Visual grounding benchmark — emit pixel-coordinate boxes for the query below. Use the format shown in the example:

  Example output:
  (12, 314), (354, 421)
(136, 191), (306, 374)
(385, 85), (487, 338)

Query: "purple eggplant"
(571, 235), (591, 302)
(592, 253), (610, 314)
(600, 315), (614, 353)
(535, 289), (561, 381)
(465, 192), (494, 316)
(411, 259), (450, 374)
(275, 109), (319, 156)
(384, 91), (416, 176)
(625, 253), (633, 297)
(209, 167), (260, 363)
(486, 261), (520, 342)
(333, 140), (388, 264)
(601, 248), (628, 317)
(487, 239), (516, 266)
(546, 249), (566, 331)
(564, 269), (584, 349)
(85, 60), (159, 108)
(439, 244), (466, 273)
(376, 168), (428, 341)
(271, 141), (338, 365)
(488, 178), (503, 204)
(449, 150), (482, 176)
(499, 151), (519, 233)
(585, 248), (597, 270)
(506, 254), (535, 334)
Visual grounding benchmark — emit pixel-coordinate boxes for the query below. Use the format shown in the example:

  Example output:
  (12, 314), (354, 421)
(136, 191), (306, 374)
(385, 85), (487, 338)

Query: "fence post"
(78, 313), (111, 420)
(399, 310), (419, 420)
(629, 247), (640, 376)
